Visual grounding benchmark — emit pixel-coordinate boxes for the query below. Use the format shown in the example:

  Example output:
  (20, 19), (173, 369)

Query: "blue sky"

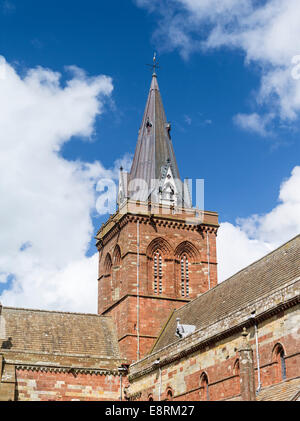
(0, 0), (299, 311)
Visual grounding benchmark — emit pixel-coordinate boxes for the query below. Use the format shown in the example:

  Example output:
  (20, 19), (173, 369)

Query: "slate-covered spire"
(124, 69), (191, 208)
(129, 72), (180, 183)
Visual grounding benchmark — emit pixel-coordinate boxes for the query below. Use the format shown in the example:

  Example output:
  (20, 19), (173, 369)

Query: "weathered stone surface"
(0, 308), (127, 401)
(97, 205), (218, 362)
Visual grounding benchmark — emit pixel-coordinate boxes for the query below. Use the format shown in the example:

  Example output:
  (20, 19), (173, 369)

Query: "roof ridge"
(2, 306), (112, 317)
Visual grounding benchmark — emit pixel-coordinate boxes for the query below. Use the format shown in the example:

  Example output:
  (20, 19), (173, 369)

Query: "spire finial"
(147, 52), (160, 76)
(153, 52), (157, 74)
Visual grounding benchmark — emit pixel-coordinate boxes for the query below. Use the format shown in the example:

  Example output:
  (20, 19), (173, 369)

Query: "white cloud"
(136, 0), (300, 132)
(233, 112), (273, 136)
(0, 56), (117, 313)
(135, 1), (300, 279)
(217, 166), (300, 282)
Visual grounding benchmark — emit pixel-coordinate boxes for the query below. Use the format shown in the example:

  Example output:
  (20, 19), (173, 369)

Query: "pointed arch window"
(104, 253), (112, 275)
(154, 251), (163, 294)
(233, 359), (240, 395)
(180, 254), (189, 297)
(103, 253), (113, 302)
(200, 373), (209, 401)
(113, 245), (121, 267)
(280, 349), (287, 380)
(273, 344), (287, 381)
(165, 388), (173, 401)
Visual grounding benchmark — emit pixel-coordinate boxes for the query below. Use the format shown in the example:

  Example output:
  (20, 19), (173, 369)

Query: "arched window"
(234, 359), (240, 375)
(200, 373), (209, 401)
(103, 253), (113, 302)
(273, 344), (287, 381)
(165, 388), (173, 401)
(175, 241), (199, 297)
(112, 245), (122, 301)
(147, 238), (172, 295)
(161, 182), (175, 203)
(180, 254), (189, 297)
(233, 359), (240, 395)
(153, 251), (163, 294)
(148, 394), (153, 401)
(113, 245), (121, 266)
(104, 253), (112, 275)
(280, 349), (287, 380)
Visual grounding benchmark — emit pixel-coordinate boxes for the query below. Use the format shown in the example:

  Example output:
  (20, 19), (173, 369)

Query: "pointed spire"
(128, 68), (190, 207)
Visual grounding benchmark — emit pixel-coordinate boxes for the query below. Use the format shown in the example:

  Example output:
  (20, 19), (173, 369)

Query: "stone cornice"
(96, 210), (219, 249)
(1, 349), (124, 361)
(129, 277), (300, 381)
(14, 363), (122, 376)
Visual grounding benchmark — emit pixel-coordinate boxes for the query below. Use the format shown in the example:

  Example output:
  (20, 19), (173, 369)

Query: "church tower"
(96, 63), (219, 362)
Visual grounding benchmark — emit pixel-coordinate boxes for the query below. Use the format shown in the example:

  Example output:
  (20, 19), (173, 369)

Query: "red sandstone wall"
(16, 370), (122, 401)
(128, 309), (300, 401)
(253, 329), (300, 387)
(98, 218), (218, 314)
(98, 214), (218, 361)
(106, 295), (188, 361)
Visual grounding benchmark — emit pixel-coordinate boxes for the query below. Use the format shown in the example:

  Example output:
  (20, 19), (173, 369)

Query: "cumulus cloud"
(136, 0), (300, 132)
(217, 166), (300, 282)
(233, 112), (274, 136)
(0, 56), (118, 313)
(135, 1), (300, 280)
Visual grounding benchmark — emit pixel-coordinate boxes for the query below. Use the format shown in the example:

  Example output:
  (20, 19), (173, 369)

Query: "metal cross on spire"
(147, 52), (160, 75)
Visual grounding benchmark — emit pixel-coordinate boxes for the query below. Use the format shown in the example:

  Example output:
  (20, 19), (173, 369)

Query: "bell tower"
(96, 63), (219, 362)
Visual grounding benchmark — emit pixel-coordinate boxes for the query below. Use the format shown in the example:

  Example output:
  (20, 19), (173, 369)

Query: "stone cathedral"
(0, 69), (299, 401)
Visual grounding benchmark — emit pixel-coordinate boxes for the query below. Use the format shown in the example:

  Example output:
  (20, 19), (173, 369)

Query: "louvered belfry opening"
(180, 254), (189, 297)
(153, 250), (163, 295)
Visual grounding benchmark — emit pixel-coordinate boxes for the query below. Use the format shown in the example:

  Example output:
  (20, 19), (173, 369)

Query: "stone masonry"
(96, 201), (218, 361)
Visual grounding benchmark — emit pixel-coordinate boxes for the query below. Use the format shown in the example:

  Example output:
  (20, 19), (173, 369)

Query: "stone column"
(238, 327), (256, 401)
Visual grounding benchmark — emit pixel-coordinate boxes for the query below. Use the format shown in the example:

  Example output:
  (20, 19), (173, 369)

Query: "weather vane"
(147, 52), (160, 75)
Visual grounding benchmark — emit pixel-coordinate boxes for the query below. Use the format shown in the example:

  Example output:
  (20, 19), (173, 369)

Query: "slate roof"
(226, 377), (300, 401)
(0, 307), (121, 359)
(152, 234), (300, 352)
(257, 377), (300, 401)
(128, 73), (190, 205)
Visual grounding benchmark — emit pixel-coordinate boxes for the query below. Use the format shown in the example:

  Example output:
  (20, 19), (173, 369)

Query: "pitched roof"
(0, 307), (121, 360)
(257, 377), (300, 401)
(130, 74), (179, 186)
(152, 234), (300, 352)
(226, 377), (300, 401)
(128, 74), (189, 205)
